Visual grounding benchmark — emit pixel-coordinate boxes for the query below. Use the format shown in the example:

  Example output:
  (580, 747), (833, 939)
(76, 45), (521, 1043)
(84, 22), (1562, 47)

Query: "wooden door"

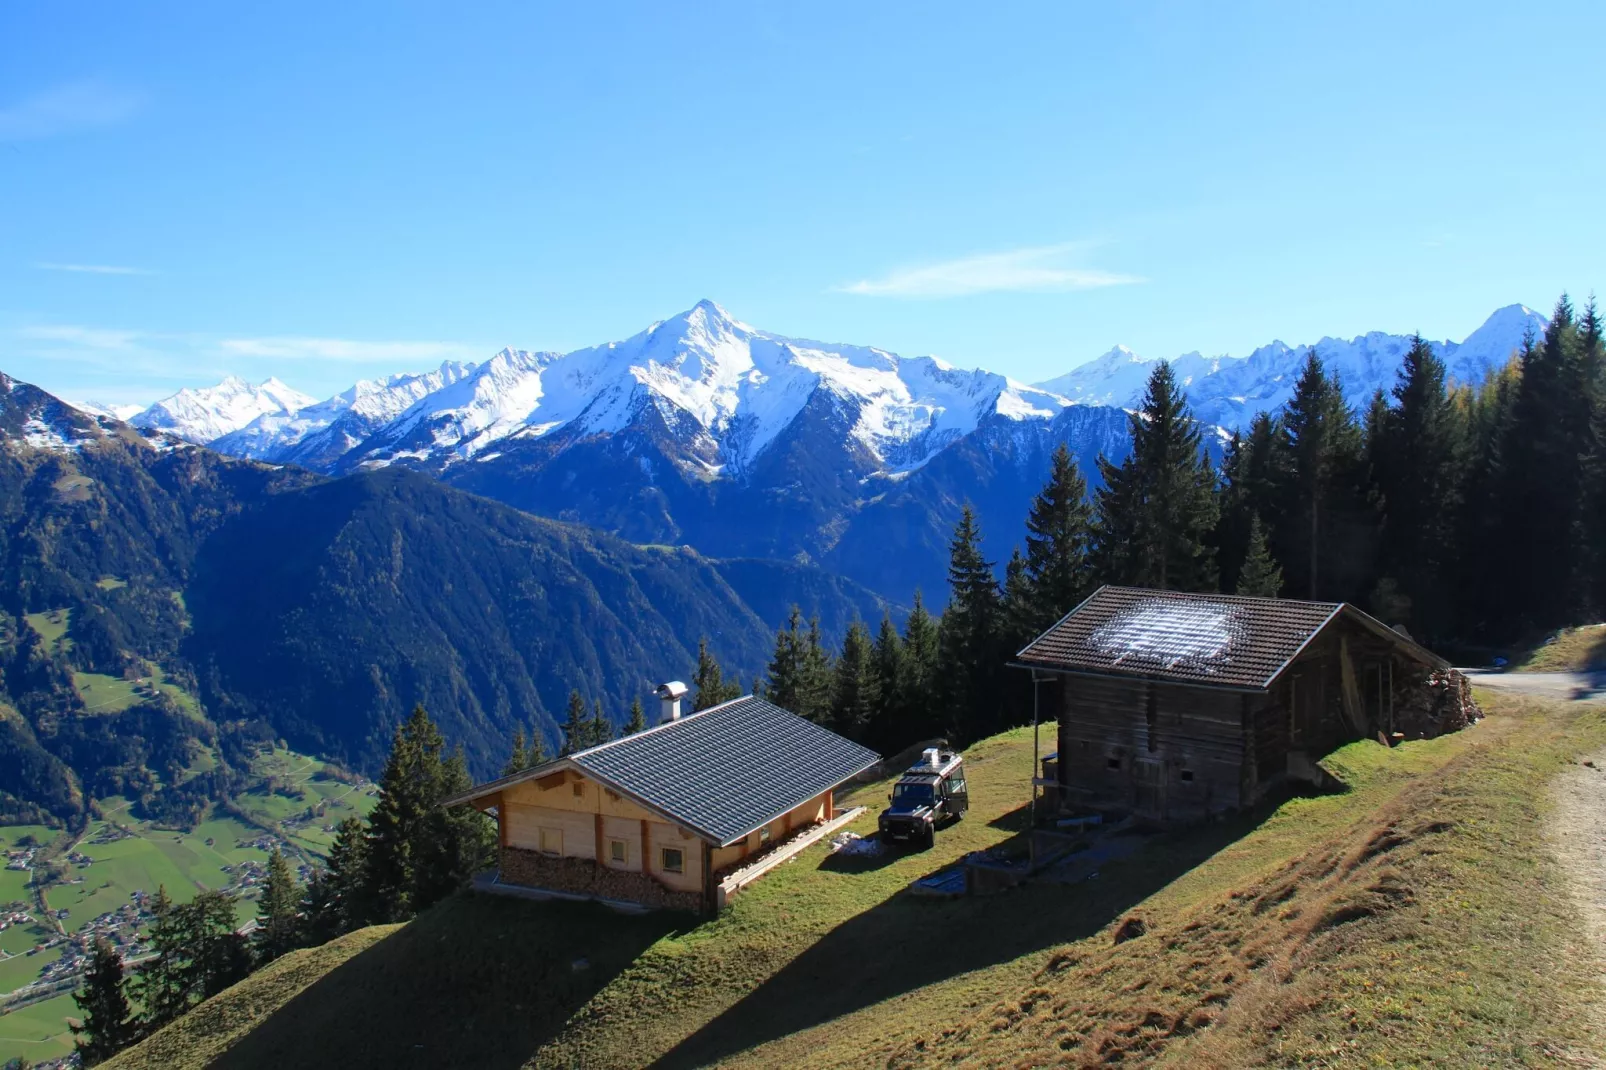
(1133, 758), (1166, 820)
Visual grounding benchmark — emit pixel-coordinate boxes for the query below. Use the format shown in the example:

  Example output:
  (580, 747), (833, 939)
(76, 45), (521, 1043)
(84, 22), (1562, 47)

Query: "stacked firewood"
(1391, 667), (1481, 738)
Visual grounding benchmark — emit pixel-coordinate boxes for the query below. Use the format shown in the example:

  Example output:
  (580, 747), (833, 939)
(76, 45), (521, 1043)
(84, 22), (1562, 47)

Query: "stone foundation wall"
(499, 847), (704, 913)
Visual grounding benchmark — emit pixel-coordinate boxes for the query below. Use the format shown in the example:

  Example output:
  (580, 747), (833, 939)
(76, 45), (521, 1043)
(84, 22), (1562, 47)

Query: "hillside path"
(1461, 669), (1606, 703)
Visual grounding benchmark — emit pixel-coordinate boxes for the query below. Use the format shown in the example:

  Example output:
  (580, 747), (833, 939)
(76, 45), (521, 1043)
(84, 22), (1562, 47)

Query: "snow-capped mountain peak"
(1034, 304), (1547, 429)
(133, 375), (318, 444)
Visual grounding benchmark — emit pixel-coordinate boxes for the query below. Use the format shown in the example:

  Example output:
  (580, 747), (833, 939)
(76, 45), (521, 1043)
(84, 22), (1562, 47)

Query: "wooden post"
(824, 789), (834, 822)
(497, 792), (509, 849)
(640, 819), (651, 873)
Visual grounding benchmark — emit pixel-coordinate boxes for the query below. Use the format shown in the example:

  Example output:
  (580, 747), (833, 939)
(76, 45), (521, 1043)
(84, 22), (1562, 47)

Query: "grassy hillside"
(102, 688), (1606, 1068)
(1514, 623), (1606, 672)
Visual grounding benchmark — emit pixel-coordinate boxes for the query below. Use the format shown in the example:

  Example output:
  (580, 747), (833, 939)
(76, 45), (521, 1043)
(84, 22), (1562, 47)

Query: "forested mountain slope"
(0, 371), (881, 824)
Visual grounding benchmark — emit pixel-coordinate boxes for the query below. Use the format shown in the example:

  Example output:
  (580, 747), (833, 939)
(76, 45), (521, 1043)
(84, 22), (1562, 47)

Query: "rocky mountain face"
(112, 300), (1542, 602)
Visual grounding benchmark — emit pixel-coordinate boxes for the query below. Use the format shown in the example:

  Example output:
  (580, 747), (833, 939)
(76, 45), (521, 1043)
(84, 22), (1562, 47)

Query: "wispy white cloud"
(20, 324), (145, 349)
(37, 262), (153, 276)
(835, 243), (1143, 299)
(0, 81), (144, 142)
(219, 336), (483, 364)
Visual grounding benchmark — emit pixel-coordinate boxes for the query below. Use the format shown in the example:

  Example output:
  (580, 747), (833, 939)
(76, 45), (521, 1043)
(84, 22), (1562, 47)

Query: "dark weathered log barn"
(1014, 586), (1476, 825)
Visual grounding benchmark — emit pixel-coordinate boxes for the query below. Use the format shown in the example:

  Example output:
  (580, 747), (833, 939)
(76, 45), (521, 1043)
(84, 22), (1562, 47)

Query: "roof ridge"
(1100, 584), (1342, 611)
(569, 693), (753, 762)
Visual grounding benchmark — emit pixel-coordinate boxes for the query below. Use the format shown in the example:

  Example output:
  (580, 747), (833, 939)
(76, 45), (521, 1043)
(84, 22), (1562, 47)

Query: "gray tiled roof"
(569, 696), (880, 846)
(1015, 585), (1346, 690)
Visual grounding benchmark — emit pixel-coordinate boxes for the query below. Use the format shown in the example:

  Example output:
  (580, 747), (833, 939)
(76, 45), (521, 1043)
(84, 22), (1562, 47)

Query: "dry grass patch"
(888, 693), (1606, 1068)
(1514, 624), (1606, 672)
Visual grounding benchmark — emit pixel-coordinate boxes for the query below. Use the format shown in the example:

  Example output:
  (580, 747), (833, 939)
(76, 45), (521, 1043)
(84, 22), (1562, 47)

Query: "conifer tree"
(691, 637), (742, 711)
(502, 728), (529, 777)
(363, 705), (462, 921)
(559, 690), (588, 757)
(830, 619), (877, 741)
(1235, 517), (1283, 597)
(1021, 442), (1094, 631)
(624, 696), (648, 734)
(71, 939), (135, 1066)
(1371, 335), (1463, 637)
(938, 505), (1004, 741)
(868, 611), (907, 752)
(302, 815), (368, 942)
(901, 590), (940, 738)
(253, 848), (302, 966)
(799, 616), (834, 723)
(762, 607), (807, 713)
(183, 890), (252, 1001)
(412, 745), (495, 910)
(1001, 548), (1037, 649)
(1273, 351), (1367, 601)
(132, 885), (186, 1030)
(1092, 362), (1218, 592)
(589, 699), (613, 747)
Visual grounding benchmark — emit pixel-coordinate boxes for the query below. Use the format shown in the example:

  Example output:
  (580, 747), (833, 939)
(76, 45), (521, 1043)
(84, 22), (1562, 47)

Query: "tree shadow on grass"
(656, 803), (1285, 1069)
(211, 892), (684, 1070)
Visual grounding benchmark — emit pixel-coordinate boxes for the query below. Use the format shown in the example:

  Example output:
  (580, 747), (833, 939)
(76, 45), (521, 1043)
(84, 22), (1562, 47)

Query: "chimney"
(654, 681), (689, 724)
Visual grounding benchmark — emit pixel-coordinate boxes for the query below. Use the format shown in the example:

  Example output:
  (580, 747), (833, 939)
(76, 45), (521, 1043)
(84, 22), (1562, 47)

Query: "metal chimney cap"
(654, 681), (689, 700)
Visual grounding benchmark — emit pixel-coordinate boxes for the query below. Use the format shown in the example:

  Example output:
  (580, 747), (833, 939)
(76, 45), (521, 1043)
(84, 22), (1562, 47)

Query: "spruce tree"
(132, 885), (187, 1030)
(362, 705), (445, 922)
(1273, 351), (1367, 601)
(413, 746), (496, 910)
(71, 939), (136, 1066)
(868, 611), (907, 752)
(691, 637), (741, 711)
(624, 696), (648, 734)
(253, 848), (302, 965)
(1022, 442), (1094, 631)
(588, 699), (612, 746)
(901, 590), (940, 740)
(1091, 362), (1219, 592)
(938, 505), (1004, 741)
(302, 815), (369, 942)
(830, 619), (877, 741)
(799, 616), (834, 723)
(559, 690), (588, 757)
(762, 607), (805, 711)
(183, 890), (251, 1001)
(502, 728), (529, 777)
(1235, 517), (1283, 597)
(1371, 335), (1463, 637)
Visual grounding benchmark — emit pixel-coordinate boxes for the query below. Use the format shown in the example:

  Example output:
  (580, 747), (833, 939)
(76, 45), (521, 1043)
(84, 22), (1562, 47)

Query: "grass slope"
(101, 692), (1606, 1069)
(1515, 624), (1606, 673)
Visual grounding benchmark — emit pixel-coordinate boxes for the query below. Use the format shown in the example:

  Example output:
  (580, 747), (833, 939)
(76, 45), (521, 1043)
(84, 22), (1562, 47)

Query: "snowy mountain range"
(84, 299), (1541, 600)
(1037, 303), (1546, 428)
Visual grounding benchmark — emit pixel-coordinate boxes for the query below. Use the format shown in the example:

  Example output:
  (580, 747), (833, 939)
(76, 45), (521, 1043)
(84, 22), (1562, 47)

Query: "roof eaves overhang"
(1006, 661), (1272, 695)
(440, 757), (575, 809)
(1014, 586), (1106, 661)
(1336, 604), (1451, 670)
(1258, 603), (1348, 689)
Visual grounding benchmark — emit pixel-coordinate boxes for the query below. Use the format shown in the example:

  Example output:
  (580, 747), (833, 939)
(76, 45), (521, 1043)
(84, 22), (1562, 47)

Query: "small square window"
(1107, 757), (1122, 771)
(609, 838), (627, 864)
(539, 827), (562, 856)
(1179, 770), (1195, 782)
(572, 781), (585, 798)
(660, 847), (684, 874)
(759, 826), (771, 845)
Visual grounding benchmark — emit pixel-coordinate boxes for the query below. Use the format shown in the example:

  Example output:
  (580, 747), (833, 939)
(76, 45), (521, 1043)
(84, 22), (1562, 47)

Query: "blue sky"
(2, 2), (1602, 406)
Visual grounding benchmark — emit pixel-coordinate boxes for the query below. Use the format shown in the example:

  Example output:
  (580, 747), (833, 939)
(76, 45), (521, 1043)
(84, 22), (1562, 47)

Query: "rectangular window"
(609, 838), (627, 864)
(660, 847), (684, 874)
(538, 827), (562, 856)
(759, 826), (771, 846)
(1107, 757), (1122, 771)
(572, 781), (585, 798)
(1179, 769), (1195, 782)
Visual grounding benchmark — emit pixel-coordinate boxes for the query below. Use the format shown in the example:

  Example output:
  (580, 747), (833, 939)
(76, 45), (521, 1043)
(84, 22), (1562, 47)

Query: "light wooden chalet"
(444, 691), (879, 912)
(1014, 586), (1470, 825)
